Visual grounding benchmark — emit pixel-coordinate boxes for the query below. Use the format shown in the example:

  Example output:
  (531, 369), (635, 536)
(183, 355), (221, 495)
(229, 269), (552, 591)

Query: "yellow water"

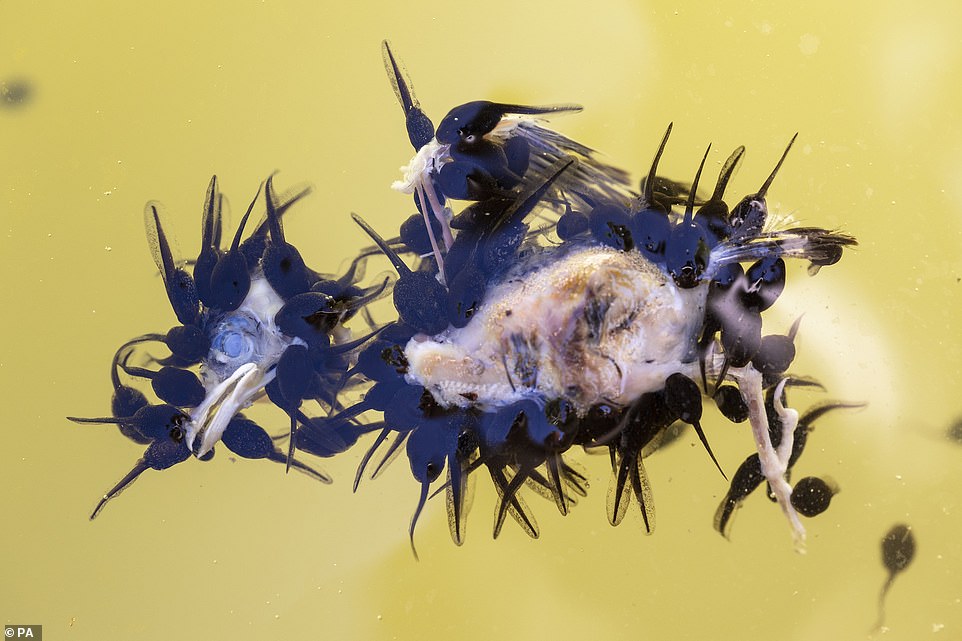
(2, 1), (961, 639)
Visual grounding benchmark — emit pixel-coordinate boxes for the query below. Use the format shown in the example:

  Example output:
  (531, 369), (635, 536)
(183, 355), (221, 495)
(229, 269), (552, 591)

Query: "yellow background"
(2, 1), (960, 639)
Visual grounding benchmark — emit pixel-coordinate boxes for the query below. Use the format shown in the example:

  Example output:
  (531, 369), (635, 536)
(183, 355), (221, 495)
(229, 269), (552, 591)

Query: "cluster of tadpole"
(74, 40), (857, 555)
(71, 176), (386, 518)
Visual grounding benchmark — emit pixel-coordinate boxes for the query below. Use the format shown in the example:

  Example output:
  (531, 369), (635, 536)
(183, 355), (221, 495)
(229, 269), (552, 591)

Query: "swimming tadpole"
(873, 523), (916, 633)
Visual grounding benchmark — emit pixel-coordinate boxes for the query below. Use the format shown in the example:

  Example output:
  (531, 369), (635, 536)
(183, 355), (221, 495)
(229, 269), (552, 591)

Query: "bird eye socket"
(210, 312), (259, 368)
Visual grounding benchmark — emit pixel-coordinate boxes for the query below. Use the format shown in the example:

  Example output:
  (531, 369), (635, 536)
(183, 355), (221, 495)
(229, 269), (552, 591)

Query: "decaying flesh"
(405, 242), (810, 545)
(187, 275), (302, 456)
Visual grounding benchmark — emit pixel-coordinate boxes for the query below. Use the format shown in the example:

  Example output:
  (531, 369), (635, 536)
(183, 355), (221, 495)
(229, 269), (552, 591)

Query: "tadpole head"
(436, 101), (508, 145)
(789, 476), (837, 518)
(447, 266), (486, 328)
(881, 523), (916, 575)
(406, 426), (448, 485)
(393, 271), (450, 335)
(666, 222), (710, 288)
(381, 40), (435, 151)
(590, 204), (634, 252)
(436, 100), (580, 146)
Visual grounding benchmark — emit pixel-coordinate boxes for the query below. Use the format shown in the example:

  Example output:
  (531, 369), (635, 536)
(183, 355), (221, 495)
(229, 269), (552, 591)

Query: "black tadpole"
(640, 123), (672, 209)
(405, 424), (452, 560)
(262, 175), (313, 299)
(695, 145), (745, 234)
(88, 437), (192, 519)
(729, 133), (797, 238)
(351, 212), (450, 334)
(666, 144), (712, 288)
(116, 353), (206, 408)
(68, 404), (189, 443)
(382, 40), (435, 151)
(873, 523), (916, 632)
(144, 202), (199, 325)
(107, 344), (151, 442)
(194, 175), (224, 307)
(435, 100), (581, 146)
(207, 180), (260, 311)
(788, 476), (836, 517)
(663, 373), (726, 479)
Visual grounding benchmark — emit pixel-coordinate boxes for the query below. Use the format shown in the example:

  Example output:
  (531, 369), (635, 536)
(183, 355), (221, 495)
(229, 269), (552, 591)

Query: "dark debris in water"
(1, 78), (33, 108)
(945, 416), (962, 444)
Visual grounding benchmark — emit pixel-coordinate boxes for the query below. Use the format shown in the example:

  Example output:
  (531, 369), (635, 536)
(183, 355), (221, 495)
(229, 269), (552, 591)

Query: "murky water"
(2, 2), (961, 639)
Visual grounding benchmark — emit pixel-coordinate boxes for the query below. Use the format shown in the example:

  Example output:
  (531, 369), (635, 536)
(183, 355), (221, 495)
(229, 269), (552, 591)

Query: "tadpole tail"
(351, 213), (412, 276)
(642, 123), (673, 205)
(409, 481), (431, 561)
(90, 458), (150, 520)
(871, 574), (896, 634)
(691, 420), (727, 480)
(757, 133), (798, 198)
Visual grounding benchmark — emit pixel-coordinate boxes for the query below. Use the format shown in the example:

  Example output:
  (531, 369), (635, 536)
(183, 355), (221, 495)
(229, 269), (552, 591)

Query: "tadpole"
(873, 523), (916, 632)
